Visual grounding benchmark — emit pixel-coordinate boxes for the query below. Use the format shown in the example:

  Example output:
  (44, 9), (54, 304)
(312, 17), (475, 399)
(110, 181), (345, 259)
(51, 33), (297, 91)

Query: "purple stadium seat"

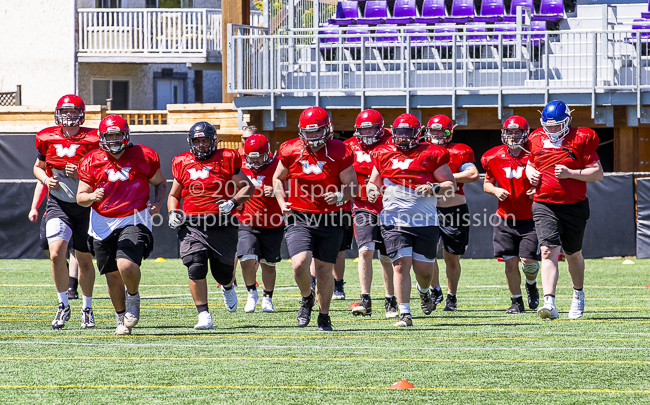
(643, 2), (650, 19)
(414, 0), (446, 24)
(384, 0), (417, 24)
(432, 23), (457, 44)
(474, 0), (505, 22)
(492, 23), (518, 42)
(503, 0), (534, 22)
(357, 1), (388, 25)
(327, 1), (359, 25)
(444, 0), (475, 23)
(530, 20), (547, 44)
(344, 26), (370, 47)
(534, 0), (564, 21)
(319, 25), (340, 48)
(465, 22), (490, 45)
(405, 24), (430, 42)
(372, 25), (400, 46)
(632, 19), (650, 40)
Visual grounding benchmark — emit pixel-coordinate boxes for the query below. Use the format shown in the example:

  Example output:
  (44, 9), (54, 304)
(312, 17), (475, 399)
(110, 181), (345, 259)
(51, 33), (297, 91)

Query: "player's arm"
(272, 160), (292, 215)
(367, 167), (382, 203)
(483, 174), (510, 201)
(77, 180), (103, 207)
(167, 179), (184, 229)
(454, 162), (479, 184)
(555, 161), (603, 182)
(28, 182), (48, 222)
(231, 169), (255, 205)
(526, 161), (541, 186)
(324, 166), (358, 205)
(33, 158), (59, 190)
(146, 169), (167, 216)
(431, 163), (456, 196)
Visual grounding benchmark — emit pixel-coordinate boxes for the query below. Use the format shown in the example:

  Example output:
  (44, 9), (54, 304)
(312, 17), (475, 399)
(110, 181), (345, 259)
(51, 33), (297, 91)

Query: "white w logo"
(390, 158), (414, 170)
(106, 167), (131, 182)
(504, 166), (524, 179)
(299, 161), (326, 175)
(355, 151), (371, 163)
(251, 175), (265, 187)
(54, 144), (80, 157)
(188, 166), (212, 180)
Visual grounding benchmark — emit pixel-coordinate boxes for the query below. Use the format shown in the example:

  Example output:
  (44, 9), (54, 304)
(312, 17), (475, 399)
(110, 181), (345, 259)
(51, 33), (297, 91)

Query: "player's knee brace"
(209, 258), (234, 285)
(183, 251), (209, 280)
(522, 261), (540, 277)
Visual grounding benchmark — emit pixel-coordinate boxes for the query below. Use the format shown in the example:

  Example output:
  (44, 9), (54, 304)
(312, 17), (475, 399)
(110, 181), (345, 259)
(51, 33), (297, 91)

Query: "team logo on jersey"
(188, 166), (212, 180)
(106, 167), (131, 182)
(251, 176), (265, 187)
(390, 158), (414, 170)
(503, 166), (524, 179)
(355, 151), (371, 163)
(54, 144), (80, 158)
(299, 161), (326, 175)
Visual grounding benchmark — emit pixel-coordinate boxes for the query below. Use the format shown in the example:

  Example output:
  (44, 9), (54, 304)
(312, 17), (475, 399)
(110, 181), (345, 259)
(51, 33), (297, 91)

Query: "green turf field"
(1, 258), (649, 404)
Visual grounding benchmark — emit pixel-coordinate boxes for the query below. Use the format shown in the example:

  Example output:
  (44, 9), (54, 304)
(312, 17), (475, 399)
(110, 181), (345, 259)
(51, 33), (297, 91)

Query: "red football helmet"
(354, 109), (384, 146)
(424, 115), (454, 145)
(244, 134), (272, 171)
(55, 94), (85, 129)
(298, 106), (332, 148)
(501, 116), (530, 147)
(99, 115), (130, 154)
(391, 113), (421, 151)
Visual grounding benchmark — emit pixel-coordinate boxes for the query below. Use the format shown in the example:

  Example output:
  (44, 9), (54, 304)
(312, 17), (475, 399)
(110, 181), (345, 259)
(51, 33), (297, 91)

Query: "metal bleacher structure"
(227, 0), (650, 129)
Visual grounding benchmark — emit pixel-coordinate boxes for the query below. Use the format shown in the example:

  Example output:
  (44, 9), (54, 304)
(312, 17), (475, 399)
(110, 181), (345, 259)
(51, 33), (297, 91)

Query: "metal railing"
(228, 24), (650, 118)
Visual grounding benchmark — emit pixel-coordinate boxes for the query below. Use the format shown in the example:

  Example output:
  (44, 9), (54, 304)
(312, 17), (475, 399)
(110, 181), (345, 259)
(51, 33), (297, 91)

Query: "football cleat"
(394, 313), (413, 327)
(317, 313), (333, 331)
(384, 296), (398, 319)
(124, 291), (140, 328)
(418, 285), (435, 315)
(537, 303), (559, 320)
(52, 302), (71, 330)
(115, 312), (131, 335)
(297, 294), (315, 327)
(526, 282), (540, 310)
(352, 295), (372, 317)
(568, 290), (585, 319)
(194, 311), (214, 330)
(81, 307), (95, 329)
(221, 286), (238, 312)
(443, 294), (457, 311)
(262, 296), (274, 313)
(333, 281), (346, 300)
(506, 297), (526, 314)
(245, 289), (259, 313)
(67, 288), (79, 300)
(431, 287), (444, 306)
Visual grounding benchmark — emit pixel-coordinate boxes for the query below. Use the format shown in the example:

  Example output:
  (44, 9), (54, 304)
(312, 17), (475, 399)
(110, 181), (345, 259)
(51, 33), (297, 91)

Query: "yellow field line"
(0, 383), (648, 394)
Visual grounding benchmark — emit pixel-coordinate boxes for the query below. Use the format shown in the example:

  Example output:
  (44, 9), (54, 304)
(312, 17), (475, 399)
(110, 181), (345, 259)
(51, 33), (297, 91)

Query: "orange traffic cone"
(348, 302), (359, 309)
(389, 380), (415, 389)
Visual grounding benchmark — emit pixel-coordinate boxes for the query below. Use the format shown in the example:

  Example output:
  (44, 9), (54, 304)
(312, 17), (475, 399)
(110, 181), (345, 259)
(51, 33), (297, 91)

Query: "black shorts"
(92, 224), (153, 275)
(39, 211), (49, 251)
(493, 218), (540, 260)
(353, 210), (387, 256)
(45, 196), (91, 253)
(339, 211), (354, 252)
(381, 225), (439, 262)
(285, 210), (344, 264)
(532, 199), (590, 255)
(438, 204), (470, 255)
(179, 216), (239, 265)
(237, 225), (285, 264)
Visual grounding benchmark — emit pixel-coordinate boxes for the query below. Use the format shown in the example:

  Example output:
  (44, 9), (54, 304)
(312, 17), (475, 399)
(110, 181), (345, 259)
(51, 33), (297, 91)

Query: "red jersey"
(528, 127), (599, 204)
(78, 145), (161, 218)
(481, 145), (534, 220)
(278, 138), (354, 214)
(371, 143), (450, 189)
(35, 127), (100, 175)
(444, 142), (475, 195)
(241, 157), (284, 228)
(171, 149), (242, 216)
(344, 130), (392, 214)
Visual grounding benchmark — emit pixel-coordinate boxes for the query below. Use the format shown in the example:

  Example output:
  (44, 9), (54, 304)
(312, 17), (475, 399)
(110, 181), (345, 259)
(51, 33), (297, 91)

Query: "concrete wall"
(0, 0), (76, 106)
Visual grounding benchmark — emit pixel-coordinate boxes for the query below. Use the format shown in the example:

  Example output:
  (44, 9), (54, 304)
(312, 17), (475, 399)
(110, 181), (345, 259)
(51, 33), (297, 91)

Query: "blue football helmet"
(540, 100), (572, 143)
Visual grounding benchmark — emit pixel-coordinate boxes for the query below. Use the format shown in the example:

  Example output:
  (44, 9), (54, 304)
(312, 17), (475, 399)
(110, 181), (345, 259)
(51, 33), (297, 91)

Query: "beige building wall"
(0, 0), (76, 106)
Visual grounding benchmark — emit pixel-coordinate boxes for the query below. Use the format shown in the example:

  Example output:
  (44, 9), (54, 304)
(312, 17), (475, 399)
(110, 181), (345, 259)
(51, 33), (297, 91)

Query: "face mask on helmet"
(392, 127), (420, 151)
(245, 151), (270, 170)
(541, 118), (571, 143)
(299, 124), (331, 149)
(501, 128), (528, 148)
(425, 127), (452, 145)
(354, 124), (382, 146)
(189, 134), (216, 160)
(100, 129), (129, 154)
(55, 106), (84, 128)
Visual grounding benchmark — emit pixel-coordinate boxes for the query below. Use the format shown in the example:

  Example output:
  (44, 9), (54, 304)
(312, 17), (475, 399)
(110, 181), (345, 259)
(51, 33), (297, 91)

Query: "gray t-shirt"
(49, 167), (80, 203)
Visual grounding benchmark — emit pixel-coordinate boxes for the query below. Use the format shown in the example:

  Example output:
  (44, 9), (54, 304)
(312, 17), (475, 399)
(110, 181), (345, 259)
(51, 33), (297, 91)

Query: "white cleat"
(124, 291), (140, 328)
(537, 304), (559, 320)
(115, 313), (131, 335)
(222, 286), (238, 312)
(262, 296), (274, 313)
(245, 290), (259, 313)
(568, 290), (585, 319)
(194, 311), (214, 330)
(81, 307), (95, 329)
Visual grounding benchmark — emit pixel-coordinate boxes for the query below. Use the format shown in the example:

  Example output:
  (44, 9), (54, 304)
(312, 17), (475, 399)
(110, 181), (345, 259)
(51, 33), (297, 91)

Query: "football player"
(423, 114), (479, 312)
(238, 134), (284, 313)
(367, 114), (456, 327)
(33, 95), (99, 330)
(272, 106), (358, 331)
(526, 101), (603, 320)
(168, 122), (254, 329)
(77, 115), (167, 335)
(344, 109), (397, 318)
(481, 116), (540, 314)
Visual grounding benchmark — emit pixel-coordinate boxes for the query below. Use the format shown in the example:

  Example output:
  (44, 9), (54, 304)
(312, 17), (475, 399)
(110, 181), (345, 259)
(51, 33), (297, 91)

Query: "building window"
(146, 0), (194, 8)
(92, 79), (130, 110)
(96, 0), (122, 7)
